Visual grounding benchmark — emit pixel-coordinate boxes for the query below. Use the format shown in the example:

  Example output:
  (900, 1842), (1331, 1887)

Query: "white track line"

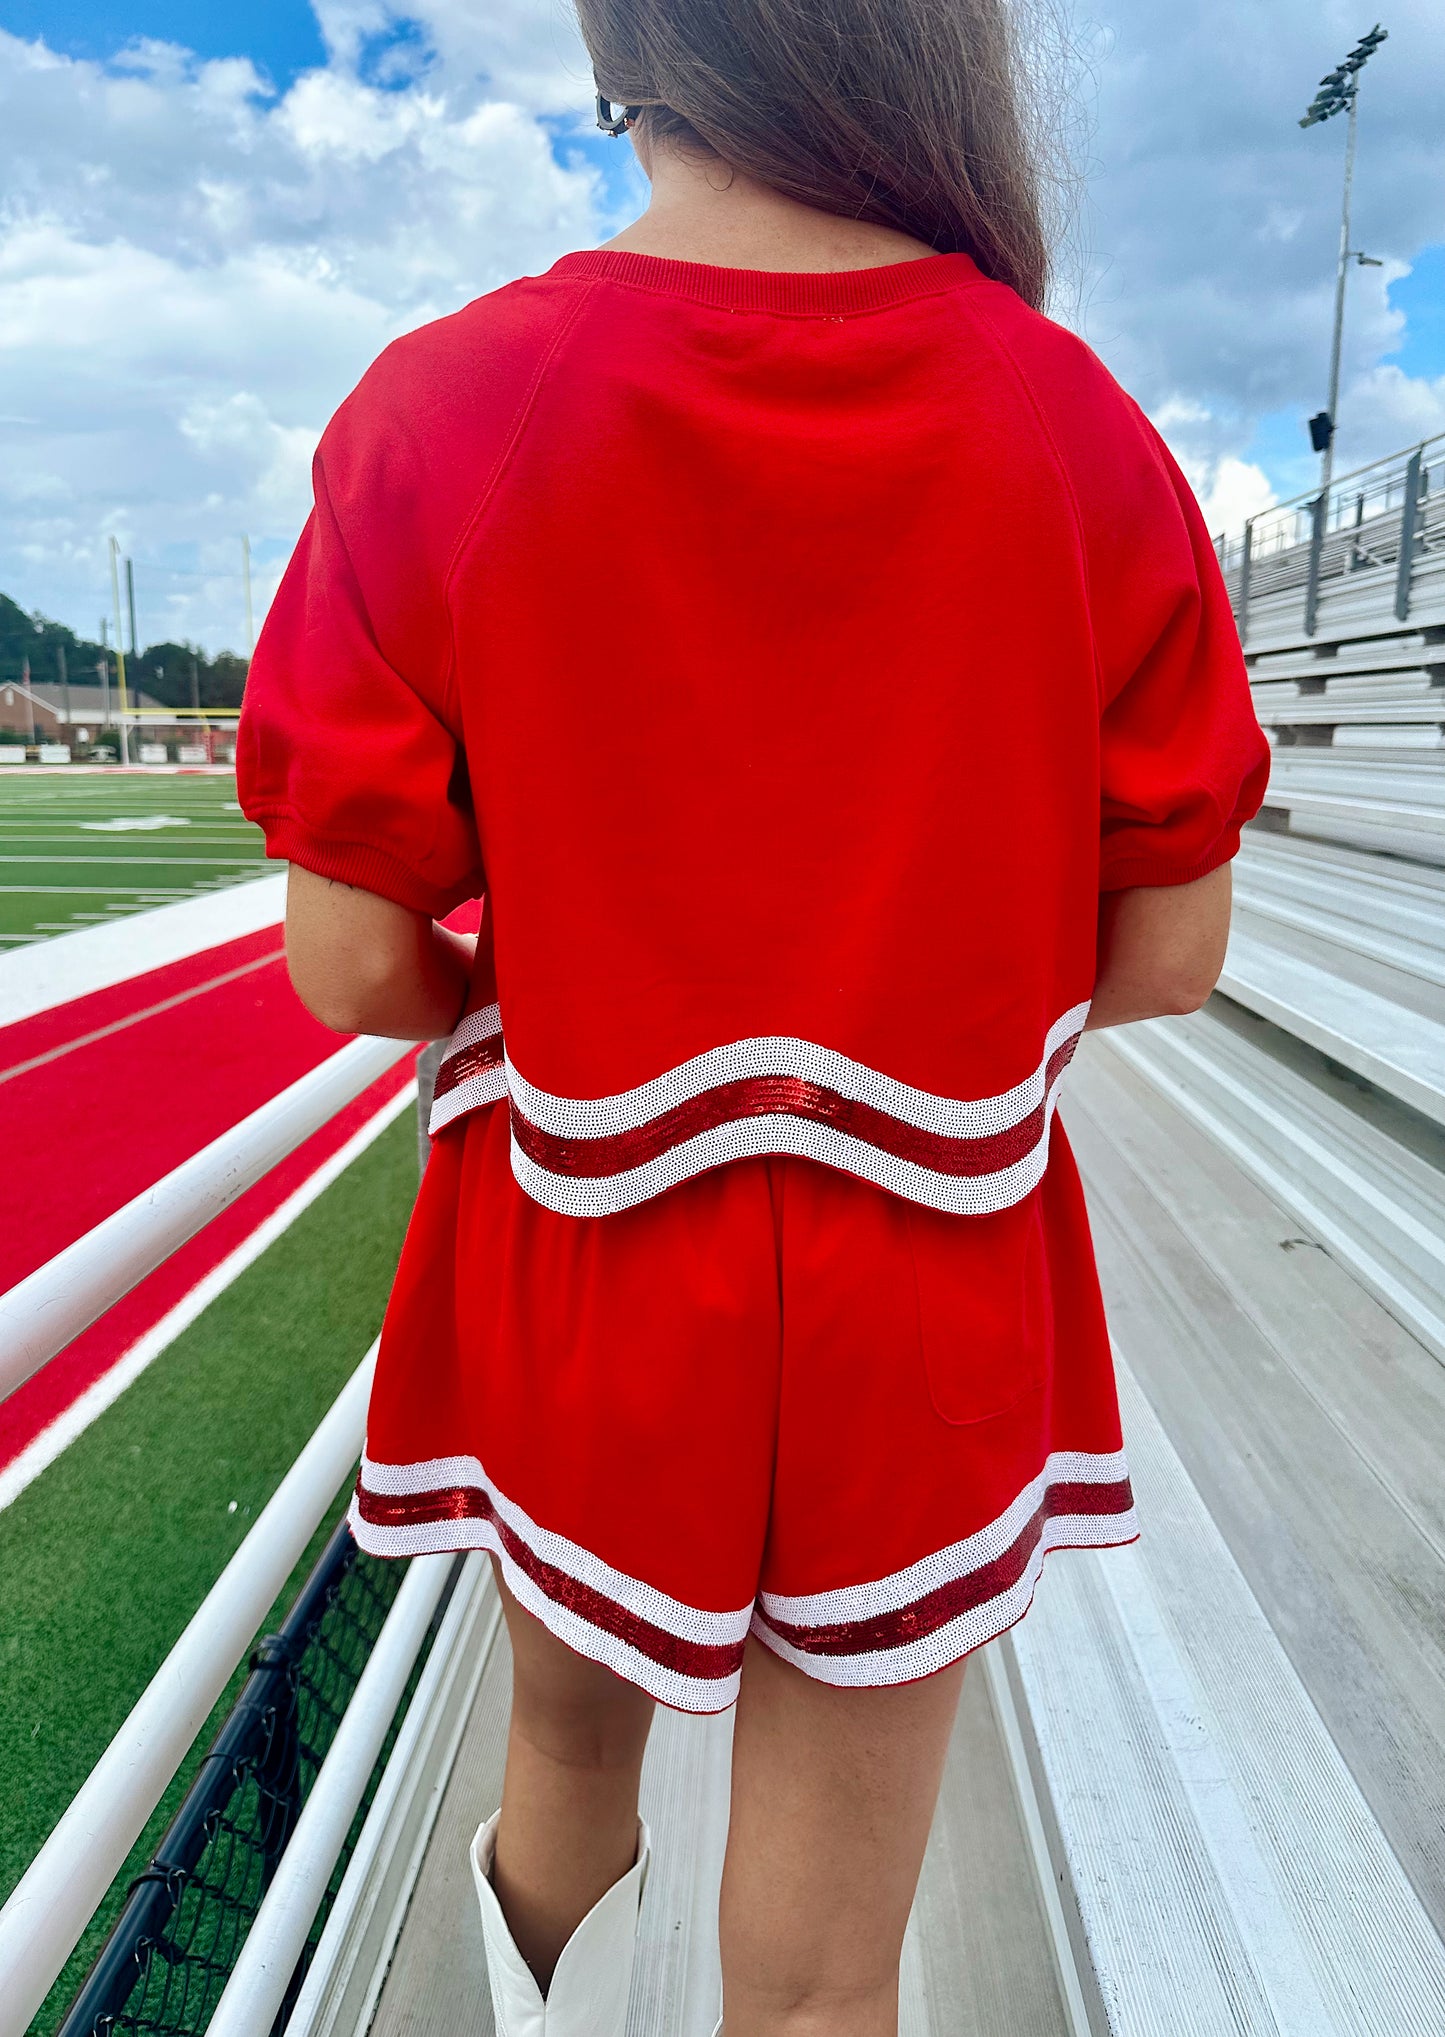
(0, 950), (285, 1086)
(0, 1081), (416, 1514)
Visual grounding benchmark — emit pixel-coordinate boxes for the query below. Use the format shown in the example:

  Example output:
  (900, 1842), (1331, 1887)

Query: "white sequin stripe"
(357, 1450), (754, 1650)
(759, 1448), (1130, 1626)
(509, 1058), (1072, 1218)
(428, 1003), (505, 1134)
(349, 1496), (743, 1712)
(507, 1001), (1092, 1143)
(750, 1505), (1140, 1689)
(445, 1003), (502, 1054)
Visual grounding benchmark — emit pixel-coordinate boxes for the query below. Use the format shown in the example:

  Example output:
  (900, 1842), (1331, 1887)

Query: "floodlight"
(1297, 26), (1389, 488)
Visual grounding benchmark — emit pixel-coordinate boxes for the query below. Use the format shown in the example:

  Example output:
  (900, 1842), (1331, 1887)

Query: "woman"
(238, 1), (1269, 2030)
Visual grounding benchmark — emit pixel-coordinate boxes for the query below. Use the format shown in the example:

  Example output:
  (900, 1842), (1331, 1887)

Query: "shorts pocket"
(906, 1191), (1050, 1426)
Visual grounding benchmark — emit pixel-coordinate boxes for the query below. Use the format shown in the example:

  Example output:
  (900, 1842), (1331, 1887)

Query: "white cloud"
(1336, 362), (1445, 454)
(0, 9), (605, 650)
(313, 0), (592, 110)
(1186, 452), (1280, 538)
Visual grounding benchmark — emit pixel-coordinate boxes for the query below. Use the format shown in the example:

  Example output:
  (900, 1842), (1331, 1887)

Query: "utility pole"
(241, 534), (255, 658)
(1299, 25), (1388, 499)
(98, 619), (111, 734)
(189, 655), (201, 715)
(108, 536), (132, 767)
(57, 642), (70, 733)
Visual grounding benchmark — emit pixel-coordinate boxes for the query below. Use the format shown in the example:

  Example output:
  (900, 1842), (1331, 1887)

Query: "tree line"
(0, 592), (249, 708)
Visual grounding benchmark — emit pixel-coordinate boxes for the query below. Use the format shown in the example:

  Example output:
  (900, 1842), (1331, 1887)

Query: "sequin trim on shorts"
(752, 1449), (1138, 1685)
(351, 1448), (754, 1711)
(350, 1444), (1136, 1711)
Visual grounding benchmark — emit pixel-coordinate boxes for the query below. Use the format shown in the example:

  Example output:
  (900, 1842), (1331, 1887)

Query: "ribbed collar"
(547, 246), (983, 315)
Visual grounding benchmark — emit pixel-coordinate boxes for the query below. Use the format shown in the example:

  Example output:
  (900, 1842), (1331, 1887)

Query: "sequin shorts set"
(239, 245), (1269, 1710)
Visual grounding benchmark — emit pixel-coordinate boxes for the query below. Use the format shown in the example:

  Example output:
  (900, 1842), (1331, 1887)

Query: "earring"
(596, 93), (642, 137)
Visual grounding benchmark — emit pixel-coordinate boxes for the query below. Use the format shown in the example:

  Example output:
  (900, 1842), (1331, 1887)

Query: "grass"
(0, 1111), (422, 2032)
(0, 771), (270, 947)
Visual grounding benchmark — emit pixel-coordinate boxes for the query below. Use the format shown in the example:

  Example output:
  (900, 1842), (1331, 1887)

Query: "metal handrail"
(0, 1351), (377, 2037)
(0, 1032), (414, 1405)
(1215, 431), (1445, 575)
(283, 1554), (501, 2037)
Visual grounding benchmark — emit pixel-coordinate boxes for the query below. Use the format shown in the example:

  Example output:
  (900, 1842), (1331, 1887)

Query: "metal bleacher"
(1221, 431), (1445, 862)
(4, 437), (1445, 2037)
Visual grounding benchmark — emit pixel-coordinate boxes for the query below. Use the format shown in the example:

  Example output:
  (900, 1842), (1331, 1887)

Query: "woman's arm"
(1084, 863), (1232, 1031)
(284, 864), (475, 1040)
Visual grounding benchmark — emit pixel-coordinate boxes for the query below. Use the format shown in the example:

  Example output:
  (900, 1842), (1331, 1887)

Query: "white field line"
(0, 856), (267, 866)
(0, 872), (285, 1027)
(3, 765), (236, 776)
(0, 1080), (417, 1515)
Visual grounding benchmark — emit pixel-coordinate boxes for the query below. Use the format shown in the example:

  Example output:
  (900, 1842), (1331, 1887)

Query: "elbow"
(1153, 957), (1224, 1018)
(285, 948), (390, 1037)
(289, 972), (367, 1036)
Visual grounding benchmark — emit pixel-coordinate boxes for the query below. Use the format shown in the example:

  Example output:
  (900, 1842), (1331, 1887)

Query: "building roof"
(25, 681), (166, 717)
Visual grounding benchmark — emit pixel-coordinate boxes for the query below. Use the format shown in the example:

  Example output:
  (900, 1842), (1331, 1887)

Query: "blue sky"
(1, 1), (1443, 647)
(1387, 245), (1445, 380)
(1, 2), (329, 85)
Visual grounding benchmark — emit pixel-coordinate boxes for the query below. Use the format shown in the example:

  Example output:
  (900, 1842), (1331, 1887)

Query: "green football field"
(0, 771), (271, 948)
(1, 1112), (422, 2033)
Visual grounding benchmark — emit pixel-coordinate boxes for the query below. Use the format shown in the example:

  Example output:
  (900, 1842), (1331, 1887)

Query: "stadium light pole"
(107, 536), (132, 768)
(1299, 24), (1388, 498)
(98, 620), (111, 732)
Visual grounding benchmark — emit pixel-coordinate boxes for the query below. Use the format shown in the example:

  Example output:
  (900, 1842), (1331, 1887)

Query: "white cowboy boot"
(469, 1810), (651, 2037)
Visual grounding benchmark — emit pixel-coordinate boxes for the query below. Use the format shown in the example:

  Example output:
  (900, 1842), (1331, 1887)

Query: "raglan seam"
(437, 278), (600, 723)
(962, 293), (1104, 705)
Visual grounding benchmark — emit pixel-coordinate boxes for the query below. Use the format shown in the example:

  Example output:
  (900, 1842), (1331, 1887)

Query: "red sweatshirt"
(238, 247), (1269, 1217)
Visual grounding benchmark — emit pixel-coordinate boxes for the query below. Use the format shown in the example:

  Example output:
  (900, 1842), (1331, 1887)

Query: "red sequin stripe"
(353, 1476), (745, 1684)
(511, 1035), (1080, 1181)
(432, 1030), (505, 1103)
(759, 1478), (1135, 1658)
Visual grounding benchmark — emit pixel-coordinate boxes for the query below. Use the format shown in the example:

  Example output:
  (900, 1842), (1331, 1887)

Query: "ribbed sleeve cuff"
(1098, 826), (1242, 893)
(255, 813), (476, 921)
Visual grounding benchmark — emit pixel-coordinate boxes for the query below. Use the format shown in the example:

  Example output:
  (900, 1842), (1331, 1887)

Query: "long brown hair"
(574, 0), (1056, 310)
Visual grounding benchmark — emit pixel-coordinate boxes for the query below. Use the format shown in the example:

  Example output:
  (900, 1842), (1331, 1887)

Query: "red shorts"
(350, 1103), (1136, 1712)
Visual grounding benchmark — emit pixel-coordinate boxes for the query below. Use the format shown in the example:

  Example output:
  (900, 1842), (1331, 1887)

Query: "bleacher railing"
(0, 1035), (413, 1404)
(0, 1036), (421, 2037)
(1215, 432), (1445, 642)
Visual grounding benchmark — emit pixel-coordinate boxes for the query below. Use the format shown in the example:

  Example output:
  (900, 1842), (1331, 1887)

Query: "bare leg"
(719, 1636), (965, 2036)
(490, 1564), (656, 1990)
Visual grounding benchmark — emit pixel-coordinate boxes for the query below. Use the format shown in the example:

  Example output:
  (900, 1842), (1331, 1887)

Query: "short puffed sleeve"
(237, 389), (485, 920)
(1092, 409), (1271, 891)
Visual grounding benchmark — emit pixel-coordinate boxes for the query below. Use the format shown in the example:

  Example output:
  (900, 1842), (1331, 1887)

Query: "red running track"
(0, 919), (447, 1474)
